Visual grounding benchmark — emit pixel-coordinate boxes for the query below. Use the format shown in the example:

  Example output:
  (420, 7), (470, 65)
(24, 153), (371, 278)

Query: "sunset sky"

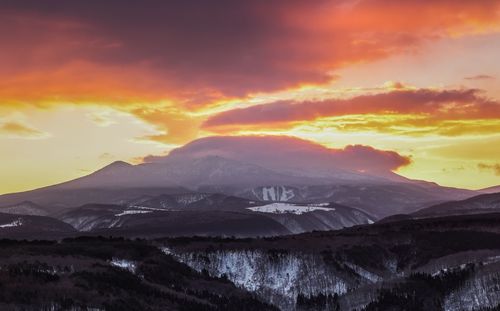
(1, 0), (500, 194)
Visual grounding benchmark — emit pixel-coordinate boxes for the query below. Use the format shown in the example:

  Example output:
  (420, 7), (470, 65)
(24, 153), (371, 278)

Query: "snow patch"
(311, 202), (330, 207)
(247, 203), (333, 215)
(175, 193), (209, 205)
(161, 247), (172, 255)
(444, 272), (500, 311)
(484, 255), (500, 265)
(110, 258), (137, 273)
(260, 186), (295, 201)
(115, 210), (152, 217)
(0, 218), (23, 228)
(132, 206), (168, 211)
(345, 262), (382, 283)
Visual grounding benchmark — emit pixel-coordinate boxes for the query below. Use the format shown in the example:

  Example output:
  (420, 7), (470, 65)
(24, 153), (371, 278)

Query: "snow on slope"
(110, 258), (137, 273)
(256, 186), (296, 201)
(114, 210), (152, 217)
(167, 249), (349, 310)
(174, 193), (209, 205)
(0, 202), (48, 216)
(0, 218), (23, 228)
(247, 203), (333, 215)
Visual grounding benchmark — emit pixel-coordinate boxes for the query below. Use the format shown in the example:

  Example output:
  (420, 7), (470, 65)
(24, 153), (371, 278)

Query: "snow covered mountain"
(234, 183), (477, 217)
(55, 194), (375, 237)
(159, 136), (404, 182)
(0, 136), (478, 218)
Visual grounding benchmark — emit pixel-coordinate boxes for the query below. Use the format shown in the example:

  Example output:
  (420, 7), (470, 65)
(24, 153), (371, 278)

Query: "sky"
(1, 0), (500, 194)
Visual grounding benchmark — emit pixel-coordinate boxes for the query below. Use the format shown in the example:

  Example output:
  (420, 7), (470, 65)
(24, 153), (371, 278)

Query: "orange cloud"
(0, 0), (499, 108)
(1, 1), (500, 147)
(298, 117), (500, 137)
(0, 121), (48, 139)
(203, 88), (500, 136)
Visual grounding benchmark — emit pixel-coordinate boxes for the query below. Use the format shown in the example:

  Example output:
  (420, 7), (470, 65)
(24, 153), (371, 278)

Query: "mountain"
(0, 136), (479, 218)
(246, 202), (375, 234)
(233, 183), (474, 217)
(127, 192), (263, 211)
(376, 192), (500, 223)
(157, 135), (407, 182)
(54, 194), (375, 237)
(0, 213), (75, 239)
(59, 206), (291, 238)
(411, 192), (500, 219)
(480, 185), (500, 193)
(0, 186), (191, 215)
(0, 201), (49, 216)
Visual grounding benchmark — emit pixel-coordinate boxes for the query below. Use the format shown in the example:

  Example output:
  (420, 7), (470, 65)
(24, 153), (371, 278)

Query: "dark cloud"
(0, 0), (332, 99)
(1, 0), (499, 104)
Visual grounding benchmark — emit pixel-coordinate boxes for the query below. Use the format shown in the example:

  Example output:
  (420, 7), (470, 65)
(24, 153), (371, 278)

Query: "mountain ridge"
(0, 136), (481, 218)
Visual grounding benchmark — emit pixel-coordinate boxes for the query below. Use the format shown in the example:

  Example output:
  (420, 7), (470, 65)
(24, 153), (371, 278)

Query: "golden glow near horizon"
(1, 1), (500, 194)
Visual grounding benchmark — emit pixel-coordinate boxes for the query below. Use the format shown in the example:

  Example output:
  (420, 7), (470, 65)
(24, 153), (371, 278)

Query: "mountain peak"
(106, 160), (132, 168)
(92, 160), (133, 174)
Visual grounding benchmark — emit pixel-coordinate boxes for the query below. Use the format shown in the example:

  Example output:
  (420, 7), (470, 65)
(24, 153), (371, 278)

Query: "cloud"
(1, 0), (499, 106)
(331, 144), (411, 173)
(202, 88), (500, 136)
(1, 1), (500, 148)
(131, 107), (204, 144)
(0, 121), (48, 139)
(465, 75), (495, 80)
(144, 135), (411, 175)
(478, 163), (500, 176)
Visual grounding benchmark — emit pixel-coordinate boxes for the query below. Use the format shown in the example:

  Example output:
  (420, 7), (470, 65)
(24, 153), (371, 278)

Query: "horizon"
(1, 0), (500, 194)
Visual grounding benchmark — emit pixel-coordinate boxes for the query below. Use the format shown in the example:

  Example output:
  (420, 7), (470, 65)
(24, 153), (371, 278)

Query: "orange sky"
(1, 0), (500, 194)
